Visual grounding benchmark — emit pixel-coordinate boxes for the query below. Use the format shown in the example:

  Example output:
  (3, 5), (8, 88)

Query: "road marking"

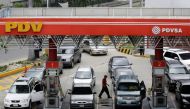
(170, 94), (177, 109)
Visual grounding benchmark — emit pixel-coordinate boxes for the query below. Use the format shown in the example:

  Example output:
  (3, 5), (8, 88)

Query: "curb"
(0, 64), (33, 78)
(118, 47), (132, 55)
(133, 54), (150, 58)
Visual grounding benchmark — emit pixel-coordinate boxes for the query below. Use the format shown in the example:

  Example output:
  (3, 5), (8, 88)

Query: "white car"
(163, 48), (190, 71)
(4, 77), (44, 109)
(73, 67), (96, 87)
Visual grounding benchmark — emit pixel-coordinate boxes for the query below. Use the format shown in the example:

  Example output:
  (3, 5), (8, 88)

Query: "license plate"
(13, 104), (18, 107)
(126, 101), (131, 104)
(79, 105), (84, 108)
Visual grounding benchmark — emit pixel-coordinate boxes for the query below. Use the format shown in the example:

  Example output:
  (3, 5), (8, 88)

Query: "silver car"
(69, 83), (96, 109)
(73, 67), (96, 87)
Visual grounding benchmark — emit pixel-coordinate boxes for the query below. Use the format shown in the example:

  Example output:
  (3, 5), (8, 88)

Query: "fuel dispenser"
(44, 61), (64, 109)
(151, 60), (167, 109)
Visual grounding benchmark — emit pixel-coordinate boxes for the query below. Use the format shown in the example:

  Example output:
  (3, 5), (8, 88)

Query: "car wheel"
(70, 61), (74, 68)
(77, 56), (81, 63)
(27, 101), (32, 109)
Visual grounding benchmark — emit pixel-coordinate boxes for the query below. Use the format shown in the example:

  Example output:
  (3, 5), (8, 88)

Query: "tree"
(33, 0), (43, 7)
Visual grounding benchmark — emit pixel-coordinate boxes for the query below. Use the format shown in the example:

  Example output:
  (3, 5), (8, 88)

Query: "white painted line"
(170, 94), (177, 109)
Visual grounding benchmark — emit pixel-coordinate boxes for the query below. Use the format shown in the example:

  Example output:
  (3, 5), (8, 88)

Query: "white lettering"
(161, 28), (182, 33)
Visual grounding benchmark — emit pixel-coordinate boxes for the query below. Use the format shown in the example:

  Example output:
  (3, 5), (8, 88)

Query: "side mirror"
(174, 57), (179, 60)
(68, 89), (72, 94)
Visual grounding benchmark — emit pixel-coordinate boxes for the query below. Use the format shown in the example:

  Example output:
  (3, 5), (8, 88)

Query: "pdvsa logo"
(152, 26), (182, 35)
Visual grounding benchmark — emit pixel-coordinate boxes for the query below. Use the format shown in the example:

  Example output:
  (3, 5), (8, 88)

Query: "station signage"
(152, 26), (183, 35)
(5, 22), (43, 33)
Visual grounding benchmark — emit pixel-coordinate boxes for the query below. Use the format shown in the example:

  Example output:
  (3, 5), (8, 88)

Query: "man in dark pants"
(99, 75), (111, 98)
(139, 44), (144, 56)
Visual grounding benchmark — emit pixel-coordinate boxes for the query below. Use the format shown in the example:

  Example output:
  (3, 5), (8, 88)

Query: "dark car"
(175, 79), (190, 109)
(165, 60), (190, 91)
(114, 75), (146, 109)
(57, 46), (81, 68)
(111, 67), (134, 87)
(108, 56), (132, 76)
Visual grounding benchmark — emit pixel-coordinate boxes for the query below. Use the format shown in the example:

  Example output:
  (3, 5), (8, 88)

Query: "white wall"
(145, 0), (190, 8)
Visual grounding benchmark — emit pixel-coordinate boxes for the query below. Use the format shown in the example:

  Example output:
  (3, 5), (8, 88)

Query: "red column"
(155, 38), (163, 60)
(48, 38), (57, 61)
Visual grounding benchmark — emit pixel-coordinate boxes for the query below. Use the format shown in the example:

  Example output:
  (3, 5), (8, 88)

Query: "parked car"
(114, 75), (146, 109)
(57, 46), (81, 68)
(163, 48), (190, 71)
(175, 79), (190, 109)
(73, 67), (96, 87)
(108, 56), (132, 76)
(165, 60), (190, 91)
(24, 67), (46, 82)
(111, 67), (134, 86)
(69, 83), (96, 109)
(4, 77), (44, 109)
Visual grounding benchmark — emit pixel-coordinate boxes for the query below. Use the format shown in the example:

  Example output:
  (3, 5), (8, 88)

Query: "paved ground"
(0, 49), (180, 109)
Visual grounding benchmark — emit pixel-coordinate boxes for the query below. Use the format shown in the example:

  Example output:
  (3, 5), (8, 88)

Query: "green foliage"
(0, 65), (7, 72)
(0, 4), (4, 9)
(33, 0), (43, 7)
(14, 3), (24, 7)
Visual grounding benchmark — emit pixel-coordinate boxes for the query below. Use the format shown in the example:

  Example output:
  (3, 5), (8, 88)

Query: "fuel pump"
(44, 61), (64, 109)
(151, 60), (167, 109)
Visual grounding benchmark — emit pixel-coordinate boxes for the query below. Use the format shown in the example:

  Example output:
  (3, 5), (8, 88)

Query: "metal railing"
(1, 7), (190, 17)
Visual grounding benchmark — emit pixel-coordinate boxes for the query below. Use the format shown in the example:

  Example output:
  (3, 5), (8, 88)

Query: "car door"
(108, 58), (112, 73)
(31, 83), (44, 102)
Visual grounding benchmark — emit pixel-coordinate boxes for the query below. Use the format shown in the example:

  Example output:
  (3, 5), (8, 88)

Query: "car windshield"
(179, 53), (190, 60)
(181, 85), (190, 94)
(118, 82), (140, 91)
(112, 58), (129, 66)
(72, 87), (92, 94)
(75, 71), (92, 79)
(25, 70), (43, 80)
(169, 67), (187, 74)
(9, 85), (29, 93)
(57, 49), (74, 54)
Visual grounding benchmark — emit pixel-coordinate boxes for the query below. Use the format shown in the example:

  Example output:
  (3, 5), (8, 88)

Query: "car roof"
(178, 79), (190, 85)
(77, 67), (91, 72)
(13, 77), (32, 85)
(118, 75), (138, 83)
(112, 56), (127, 59)
(59, 46), (75, 49)
(166, 49), (189, 53)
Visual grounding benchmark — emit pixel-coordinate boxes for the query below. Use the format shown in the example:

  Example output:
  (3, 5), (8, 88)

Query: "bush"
(0, 65), (7, 72)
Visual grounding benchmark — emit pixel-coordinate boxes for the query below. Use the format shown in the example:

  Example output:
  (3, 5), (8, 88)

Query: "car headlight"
(20, 99), (29, 103)
(4, 98), (10, 103)
(87, 101), (93, 104)
(135, 96), (141, 101)
(117, 96), (123, 101)
(71, 101), (77, 104)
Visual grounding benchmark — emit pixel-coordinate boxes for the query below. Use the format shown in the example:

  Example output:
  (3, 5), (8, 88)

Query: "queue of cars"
(164, 48), (190, 109)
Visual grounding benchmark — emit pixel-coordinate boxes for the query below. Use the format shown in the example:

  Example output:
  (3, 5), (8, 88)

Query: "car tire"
(27, 101), (32, 109)
(77, 55), (81, 63)
(70, 61), (74, 68)
(4, 107), (9, 109)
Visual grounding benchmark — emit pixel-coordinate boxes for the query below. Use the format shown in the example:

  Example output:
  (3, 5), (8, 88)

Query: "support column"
(155, 38), (163, 60)
(48, 38), (57, 61)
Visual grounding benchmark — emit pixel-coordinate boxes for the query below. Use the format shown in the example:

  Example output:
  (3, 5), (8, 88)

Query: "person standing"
(139, 44), (144, 56)
(99, 75), (111, 99)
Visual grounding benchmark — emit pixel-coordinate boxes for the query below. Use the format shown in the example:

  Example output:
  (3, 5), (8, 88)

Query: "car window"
(34, 84), (43, 92)
(72, 87), (92, 94)
(112, 58), (129, 66)
(169, 67), (187, 74)
(25, 70), (43, 80)
(164, 52), (172, 58)
(57, 49), (74, 54)
(9, 85), (29, 93)
(172, 53), (178, 59)
(181, 85), (190, 94)
(117, 82), (140, 91)
(179, 53), (190, 60)
(75, 71), (92, 79)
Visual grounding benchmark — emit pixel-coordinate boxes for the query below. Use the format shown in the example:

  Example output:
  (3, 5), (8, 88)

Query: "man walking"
(99, 75), (111, 99)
